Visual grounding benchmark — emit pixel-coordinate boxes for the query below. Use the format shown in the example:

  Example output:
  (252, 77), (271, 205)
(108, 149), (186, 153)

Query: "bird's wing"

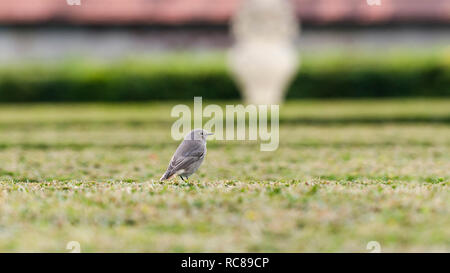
(163, 140), (205, 178)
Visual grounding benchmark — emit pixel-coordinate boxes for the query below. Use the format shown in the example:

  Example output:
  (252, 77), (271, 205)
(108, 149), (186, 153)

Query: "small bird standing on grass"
(160, 129), (213, 182)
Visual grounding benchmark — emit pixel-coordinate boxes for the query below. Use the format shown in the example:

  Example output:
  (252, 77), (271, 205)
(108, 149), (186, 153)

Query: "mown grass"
(0, 99), (449, 252)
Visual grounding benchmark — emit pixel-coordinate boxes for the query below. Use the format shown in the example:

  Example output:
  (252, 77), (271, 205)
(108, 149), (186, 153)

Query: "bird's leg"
(180, 176), (186, 182)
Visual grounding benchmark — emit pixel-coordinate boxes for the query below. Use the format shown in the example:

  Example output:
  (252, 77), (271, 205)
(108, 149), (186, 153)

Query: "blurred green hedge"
(0, 53), (449, 102)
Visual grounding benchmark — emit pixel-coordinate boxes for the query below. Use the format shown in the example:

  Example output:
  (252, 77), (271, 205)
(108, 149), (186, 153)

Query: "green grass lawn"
(0, 99), (449, 252)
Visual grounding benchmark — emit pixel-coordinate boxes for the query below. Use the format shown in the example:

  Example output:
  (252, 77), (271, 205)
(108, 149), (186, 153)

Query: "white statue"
(228, 0), (299, 105)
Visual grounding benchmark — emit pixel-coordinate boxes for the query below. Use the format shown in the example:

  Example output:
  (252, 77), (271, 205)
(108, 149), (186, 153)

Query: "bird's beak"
(207, 133), (214, 136)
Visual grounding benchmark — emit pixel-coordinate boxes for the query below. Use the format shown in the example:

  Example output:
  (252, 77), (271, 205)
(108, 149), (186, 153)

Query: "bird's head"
(185, 129), (214, 142)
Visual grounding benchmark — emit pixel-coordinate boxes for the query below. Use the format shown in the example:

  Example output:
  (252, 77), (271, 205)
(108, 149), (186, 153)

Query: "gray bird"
(160, 129), (213, 182)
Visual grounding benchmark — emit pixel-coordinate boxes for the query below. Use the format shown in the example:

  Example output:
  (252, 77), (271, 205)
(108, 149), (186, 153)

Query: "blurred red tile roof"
(0, 0), (449, 25)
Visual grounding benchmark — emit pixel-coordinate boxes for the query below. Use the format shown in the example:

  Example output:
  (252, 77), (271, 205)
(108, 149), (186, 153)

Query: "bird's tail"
(160, 171), (170, 181)
(160, 169), (184, 181)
